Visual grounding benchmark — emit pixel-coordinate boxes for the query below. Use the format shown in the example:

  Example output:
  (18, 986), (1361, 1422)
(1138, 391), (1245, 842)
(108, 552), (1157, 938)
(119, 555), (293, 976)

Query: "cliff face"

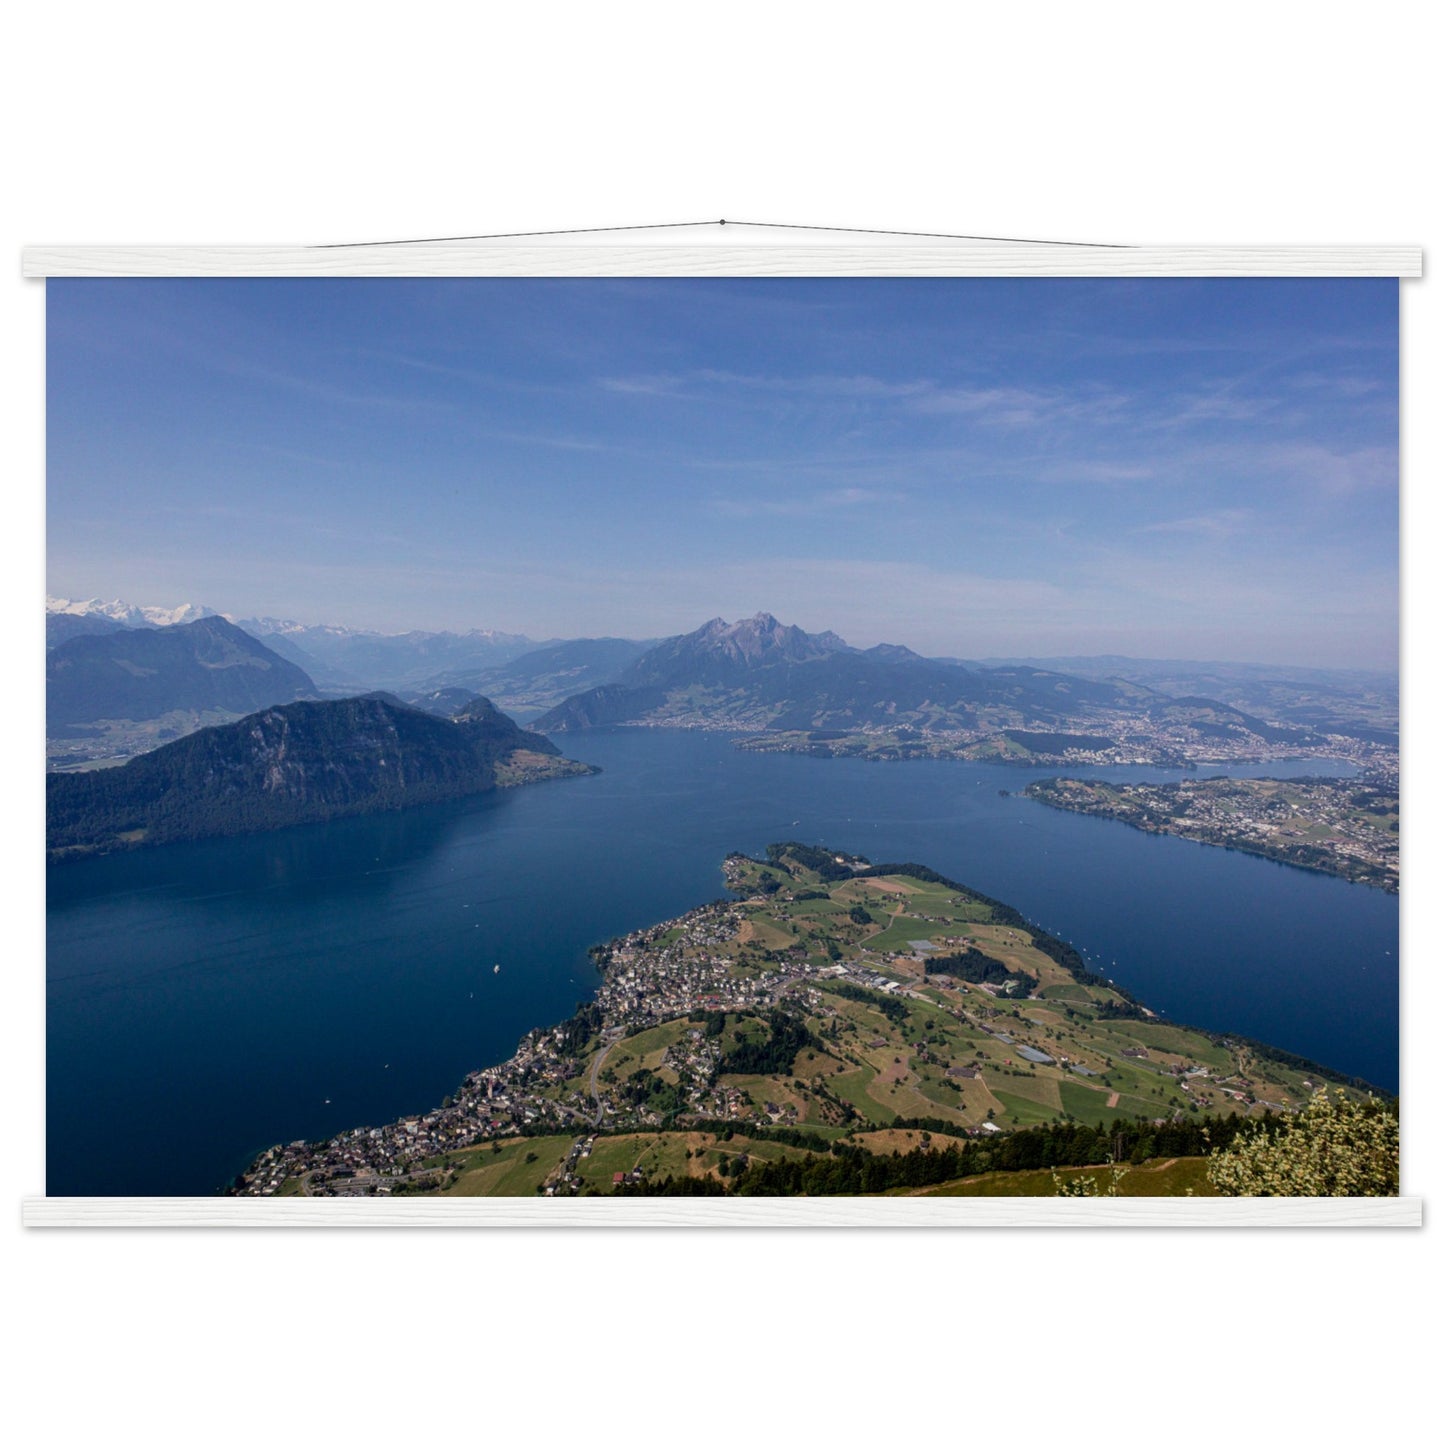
(215, 694), (552, 804)
(47, 693), (578, 858)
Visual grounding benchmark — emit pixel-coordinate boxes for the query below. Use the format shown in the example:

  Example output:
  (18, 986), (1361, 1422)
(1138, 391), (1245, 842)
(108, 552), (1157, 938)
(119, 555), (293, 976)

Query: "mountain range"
(534, 611), (1168, 736)
(48, 596), (218, 629)
(233, 616), (541, 691)
(47, 597), (543, 694)
(48, 615), (319, 731)
(44, 597), (1396, 758)
(968, 653), (1399, 746)
(408, 637), (657, 721)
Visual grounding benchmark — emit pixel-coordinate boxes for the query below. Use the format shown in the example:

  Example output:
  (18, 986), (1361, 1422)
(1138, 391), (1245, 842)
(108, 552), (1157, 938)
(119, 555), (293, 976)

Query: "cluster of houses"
(589, 902), (770, 1026)
(540, 1135), (597, 1196)
(1039, 774), (1398, 892)
(1025, 719), (1396, 771)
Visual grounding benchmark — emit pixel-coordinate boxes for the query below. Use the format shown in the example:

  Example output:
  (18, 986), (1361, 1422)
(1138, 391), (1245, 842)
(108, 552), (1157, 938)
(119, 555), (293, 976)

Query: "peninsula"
(233, 842), (1379, 1199)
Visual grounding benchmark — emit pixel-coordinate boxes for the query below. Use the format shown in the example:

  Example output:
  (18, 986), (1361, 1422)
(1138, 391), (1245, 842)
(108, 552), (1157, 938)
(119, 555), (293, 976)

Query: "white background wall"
(5, 3), (1437, 1439)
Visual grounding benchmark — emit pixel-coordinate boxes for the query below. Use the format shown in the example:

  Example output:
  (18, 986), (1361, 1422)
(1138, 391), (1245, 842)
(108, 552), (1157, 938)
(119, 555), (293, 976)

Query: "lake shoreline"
(47, 729), (1398, 1195)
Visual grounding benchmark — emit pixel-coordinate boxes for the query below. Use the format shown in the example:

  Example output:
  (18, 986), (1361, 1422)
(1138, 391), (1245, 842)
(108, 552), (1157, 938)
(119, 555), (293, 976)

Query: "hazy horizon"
(47, 277), (1399, 670)
(43, 594), (1400, 680)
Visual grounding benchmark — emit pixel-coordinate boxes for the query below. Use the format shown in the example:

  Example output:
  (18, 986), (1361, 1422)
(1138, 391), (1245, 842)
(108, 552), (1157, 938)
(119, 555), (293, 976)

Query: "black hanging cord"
(314, 218), (1128, 250)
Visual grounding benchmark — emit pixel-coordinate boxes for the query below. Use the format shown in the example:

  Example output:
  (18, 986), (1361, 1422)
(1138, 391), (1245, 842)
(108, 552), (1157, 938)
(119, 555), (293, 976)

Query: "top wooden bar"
(22, 243), (1424, 279)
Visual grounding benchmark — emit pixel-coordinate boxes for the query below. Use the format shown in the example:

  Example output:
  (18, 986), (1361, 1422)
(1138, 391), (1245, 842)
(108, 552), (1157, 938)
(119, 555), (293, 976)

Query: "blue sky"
(47, 277), (1399, 668)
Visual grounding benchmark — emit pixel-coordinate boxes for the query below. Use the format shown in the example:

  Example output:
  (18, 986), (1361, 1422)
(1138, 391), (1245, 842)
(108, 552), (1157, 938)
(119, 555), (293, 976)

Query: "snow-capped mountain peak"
(46, 596), (217, 627)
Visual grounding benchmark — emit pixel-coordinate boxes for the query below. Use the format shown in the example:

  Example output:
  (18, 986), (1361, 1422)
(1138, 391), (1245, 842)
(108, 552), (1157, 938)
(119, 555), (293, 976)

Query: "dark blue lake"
(46, 729), (1398, 1195)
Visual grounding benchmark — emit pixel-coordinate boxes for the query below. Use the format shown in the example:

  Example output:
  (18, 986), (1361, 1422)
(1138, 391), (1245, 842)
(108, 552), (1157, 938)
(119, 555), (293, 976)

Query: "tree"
(1052, 1166), (1124, 1197)
(1207, 1090), (1398, 1196)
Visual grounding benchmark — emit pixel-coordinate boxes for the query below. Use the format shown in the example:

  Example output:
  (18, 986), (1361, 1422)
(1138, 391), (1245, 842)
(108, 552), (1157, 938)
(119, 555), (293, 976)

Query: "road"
(589, 1028), (625, 1126)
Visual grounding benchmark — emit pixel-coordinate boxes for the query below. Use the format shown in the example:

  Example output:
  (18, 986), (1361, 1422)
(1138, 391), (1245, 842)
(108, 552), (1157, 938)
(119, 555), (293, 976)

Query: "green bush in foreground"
(1206, 1089), (1399, 1197)
(1052, 1165), (1126, 1197)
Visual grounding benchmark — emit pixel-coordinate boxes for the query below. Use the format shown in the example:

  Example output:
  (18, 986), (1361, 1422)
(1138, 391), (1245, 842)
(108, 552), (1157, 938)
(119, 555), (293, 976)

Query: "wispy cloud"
(708, 485), (904, 518)
(1264, 443), (1398, 495)
(1134, 508), (1254, 539)
(1154, 386), (1279, 428)
(1286, 371), (1386, 399)
(599, 369), (933, 403)
(601, 370), (1138, 434)
(1035, 460), (1157, 484)
(907, 386), (1051, 425)
(906, 382), (1131, 430)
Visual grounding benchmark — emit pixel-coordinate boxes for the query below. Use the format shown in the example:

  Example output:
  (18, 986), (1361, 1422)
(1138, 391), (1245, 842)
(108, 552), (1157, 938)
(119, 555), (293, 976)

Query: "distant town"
(1024, 775), (1399, 893)
(736, 718), (1398, 777)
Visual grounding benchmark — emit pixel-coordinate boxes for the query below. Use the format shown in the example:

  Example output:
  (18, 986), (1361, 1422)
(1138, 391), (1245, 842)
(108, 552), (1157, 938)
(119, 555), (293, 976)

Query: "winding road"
(589, 1028), (625, 1126)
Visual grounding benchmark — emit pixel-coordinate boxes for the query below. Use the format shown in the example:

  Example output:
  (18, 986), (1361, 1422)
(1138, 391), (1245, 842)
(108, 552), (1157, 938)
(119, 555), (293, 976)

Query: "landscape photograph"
(45, 274), (1401, 1202)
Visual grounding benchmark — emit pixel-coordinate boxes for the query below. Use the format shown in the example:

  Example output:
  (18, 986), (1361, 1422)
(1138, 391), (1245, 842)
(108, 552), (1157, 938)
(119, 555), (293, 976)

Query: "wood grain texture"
(22, 244), (1424, 278)
(22, 1195), (1423, 1228)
